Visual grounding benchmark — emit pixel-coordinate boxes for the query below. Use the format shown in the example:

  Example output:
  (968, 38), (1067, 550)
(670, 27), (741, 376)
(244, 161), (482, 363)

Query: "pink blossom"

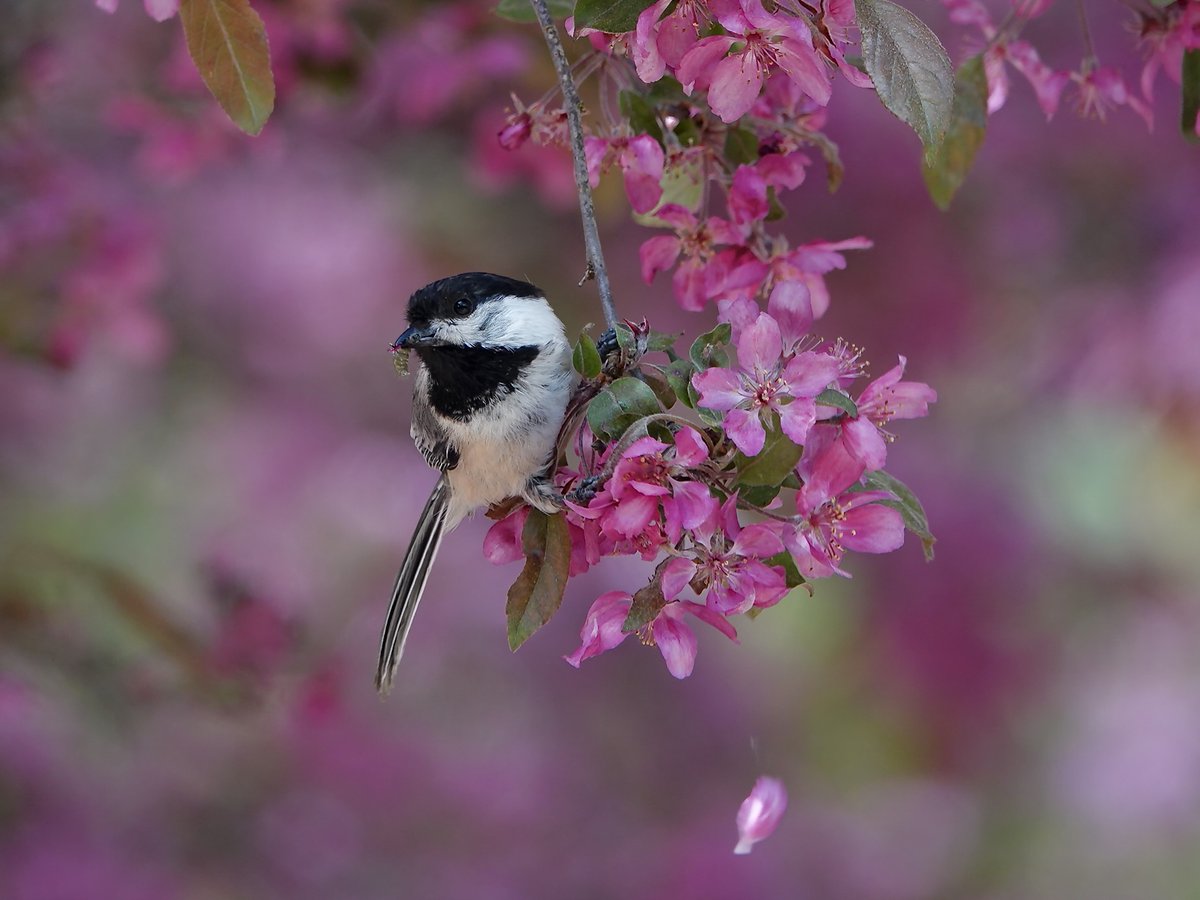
(1072, 65), (1153, 128)
(569, 427), (716, 544)
(639, 204), (742, 310)
(1139, 3), (1200, 102)
(815, 355), (937, 473)
(785, 445), (905, 579)
(632, 0), (708, 83)
(483, 506), (529, 565)
(662, 496), (789, 615)
(676, 0), (831, 123)
(563, 588), (738, 678)
(94, 0), (179, 21)
(564, 591), (632, 668)
(585, 134), (665, 214)
(692, 312), (839, 456)
(734, 776), (788, 854)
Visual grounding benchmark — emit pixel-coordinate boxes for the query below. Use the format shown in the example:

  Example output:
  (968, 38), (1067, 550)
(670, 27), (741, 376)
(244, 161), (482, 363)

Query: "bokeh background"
(3, 1), (1199, 897)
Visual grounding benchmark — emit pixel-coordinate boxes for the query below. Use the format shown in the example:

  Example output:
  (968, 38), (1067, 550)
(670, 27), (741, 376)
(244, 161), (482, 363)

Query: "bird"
(376, 272), (575, 692)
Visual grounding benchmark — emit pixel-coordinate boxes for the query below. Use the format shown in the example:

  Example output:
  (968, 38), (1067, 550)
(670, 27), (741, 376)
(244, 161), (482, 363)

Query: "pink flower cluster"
(484, 307), (935, 680)
(944, 0), (1199, 129)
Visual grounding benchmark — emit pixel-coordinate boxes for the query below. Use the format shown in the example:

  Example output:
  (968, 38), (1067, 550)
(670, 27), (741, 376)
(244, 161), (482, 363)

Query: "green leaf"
(739, 483), (781, 507)
(586, 376), (662, 440)
(922, 55), (988, 210)
(622, 579), (667, 633)
(734, 426), (802, 488)
(494, 0), (575, 21)
(572, 333), (603, 378)
(614, 323), (637, 355)
(689, 322), (731, 371)
(724, 125), (760, 165)
(765, 186), (786, 221)
(619, 91), (664, 144)
(863, 469), (936, 560)
(573, 0), (656, 33)
(638, 368), (677, 410)
(1182, 49), (1200, 142)
(657, 358), (696, 408)
(179, 0), (275, 136)
(856, 0), (954, 161)
(765, 551), (806, 589)
(646, 330), (681, 354)
(505, 510), (572, 650)
(815, 388), (859, 418)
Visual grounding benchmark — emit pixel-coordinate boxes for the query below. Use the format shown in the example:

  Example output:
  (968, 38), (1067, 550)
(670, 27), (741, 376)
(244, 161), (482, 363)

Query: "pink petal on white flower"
(767, 280), (813, 348)
(677, 35), (736, 92)
(724, 407), (767, 456)
(673, 426), (709, 467)
(661, 556), (698, 601)
(564, 591), (633, 668)
(639, 234), (681, 283)
(734, 776), (788, 854)
(737, 313), (783, 375)
(621, 135), (666, 214)
(651, 606), (699, 678)
(776, 37), (832, 105)
(482, 507), (529, 565)
(840, 504), (905, 553)
(692, 366), (747, 411)
(782, 350), (838, 396)
(779, 397), (817, 446)
(708, 51), (764, 123)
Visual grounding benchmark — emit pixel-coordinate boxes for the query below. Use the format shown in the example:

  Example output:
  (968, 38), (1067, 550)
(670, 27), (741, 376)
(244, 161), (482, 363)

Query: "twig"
(528, 0), (618, 329)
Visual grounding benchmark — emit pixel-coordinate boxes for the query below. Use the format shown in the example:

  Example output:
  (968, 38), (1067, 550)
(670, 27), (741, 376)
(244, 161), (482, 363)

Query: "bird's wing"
(410, 385), (460, 471)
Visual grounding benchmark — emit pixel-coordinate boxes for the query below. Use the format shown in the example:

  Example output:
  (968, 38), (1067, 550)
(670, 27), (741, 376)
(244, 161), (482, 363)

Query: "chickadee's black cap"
(407, 272), (543, 324)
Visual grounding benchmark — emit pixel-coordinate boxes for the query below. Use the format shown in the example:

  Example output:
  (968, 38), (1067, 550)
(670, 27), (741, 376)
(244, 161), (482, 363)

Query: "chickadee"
(376, 272), (574, 692)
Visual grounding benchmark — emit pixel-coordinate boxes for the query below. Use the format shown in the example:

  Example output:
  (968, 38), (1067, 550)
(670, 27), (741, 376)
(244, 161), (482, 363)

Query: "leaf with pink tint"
(179, 0), (275, 136)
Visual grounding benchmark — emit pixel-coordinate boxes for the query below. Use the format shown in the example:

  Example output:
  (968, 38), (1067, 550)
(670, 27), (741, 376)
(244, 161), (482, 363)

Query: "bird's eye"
(454, 298), (472, 315)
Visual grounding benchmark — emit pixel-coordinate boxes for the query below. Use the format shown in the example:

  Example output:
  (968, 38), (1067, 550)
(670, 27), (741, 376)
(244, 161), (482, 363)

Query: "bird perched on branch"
(377, 272), (574, 692)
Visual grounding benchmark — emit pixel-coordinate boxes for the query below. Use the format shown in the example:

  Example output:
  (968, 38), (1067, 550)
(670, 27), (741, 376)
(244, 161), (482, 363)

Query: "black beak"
(392, 325), (441, 350)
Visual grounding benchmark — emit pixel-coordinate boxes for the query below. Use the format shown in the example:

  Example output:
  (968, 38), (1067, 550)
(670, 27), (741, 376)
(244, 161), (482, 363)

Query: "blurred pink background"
(2, 1), (1199, 897)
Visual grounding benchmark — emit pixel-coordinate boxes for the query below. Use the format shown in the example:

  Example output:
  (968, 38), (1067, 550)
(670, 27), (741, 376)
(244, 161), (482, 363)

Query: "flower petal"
(734, 776), (788, 854)
(724, 407), (767, 456)
(767, 280), (813, 349)
(782, 350), (838, 396)
(692, 366), (747, 411)
(482, 507), (529, 565)
(778, 397), (816, 446)
(673, 426), (709, 468)
(737, 312), (783, 375)
(564, 591), (632, 668)
(661, 556), (698, 601)
(840, 504), (905, 553)
(708, 51), (763, 123)
(651, 606), (699, 678)
(639, 234), (681, 283)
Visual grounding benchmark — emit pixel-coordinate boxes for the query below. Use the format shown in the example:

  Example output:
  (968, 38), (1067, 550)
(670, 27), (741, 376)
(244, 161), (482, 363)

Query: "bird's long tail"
(375, 476), (450, 693)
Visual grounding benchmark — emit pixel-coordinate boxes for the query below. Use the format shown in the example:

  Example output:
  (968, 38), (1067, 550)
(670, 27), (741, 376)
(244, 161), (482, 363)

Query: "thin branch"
(528, 0), (618, 329)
